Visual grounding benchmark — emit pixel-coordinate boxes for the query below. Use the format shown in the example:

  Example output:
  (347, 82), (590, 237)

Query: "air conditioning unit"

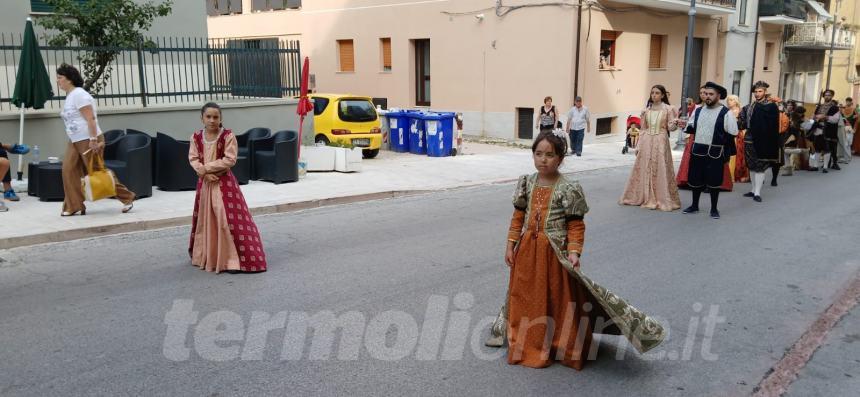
(286, 0), (301, 8)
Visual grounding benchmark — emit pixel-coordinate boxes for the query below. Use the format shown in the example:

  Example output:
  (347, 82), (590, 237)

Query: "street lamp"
(676, 0), (697, 150)
(825, 0), (843, 91)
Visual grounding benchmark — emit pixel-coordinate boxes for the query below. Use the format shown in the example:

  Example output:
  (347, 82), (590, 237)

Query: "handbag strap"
(86, 151), (105, 174)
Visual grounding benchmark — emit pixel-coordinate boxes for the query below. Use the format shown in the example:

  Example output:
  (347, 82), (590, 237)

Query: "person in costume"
(837, 98), (855, 164)
(811, 90), (841, 173)
(679, 82), (738, 219)
(739, 81), (780, 201)
(619, 85), (681, 211)
(726, 95), (747, 182)
(484, 130), (666, 369)
(189, 102), (267, 274)
(677, 86), (734, 192)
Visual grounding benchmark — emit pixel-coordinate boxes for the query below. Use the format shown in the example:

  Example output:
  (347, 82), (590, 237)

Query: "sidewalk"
(0, 138), (684, 248)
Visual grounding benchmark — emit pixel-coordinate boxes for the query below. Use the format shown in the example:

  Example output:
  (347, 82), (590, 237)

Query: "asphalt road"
(1, 162), (859, 396)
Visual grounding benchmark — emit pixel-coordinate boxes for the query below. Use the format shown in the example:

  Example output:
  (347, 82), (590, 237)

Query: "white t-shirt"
(566, 105), (590, 131)
(60, 87), (102, 142)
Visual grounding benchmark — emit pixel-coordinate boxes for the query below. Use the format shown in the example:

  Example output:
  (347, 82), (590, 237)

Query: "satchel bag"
(81, 152), (117, 202)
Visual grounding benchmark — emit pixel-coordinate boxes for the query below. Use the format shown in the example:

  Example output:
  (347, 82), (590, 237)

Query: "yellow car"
(310, 94), (382, 158)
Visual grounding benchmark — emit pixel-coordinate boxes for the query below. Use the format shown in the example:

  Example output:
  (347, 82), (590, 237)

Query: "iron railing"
(759, 0), (807, 20)
(0, 35), (301, 112)
(785, 22), (856, 50)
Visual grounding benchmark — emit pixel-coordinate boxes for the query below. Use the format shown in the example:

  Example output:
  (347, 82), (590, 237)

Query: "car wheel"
(362, 149), (379, 159)
(315, 135), (330, 145)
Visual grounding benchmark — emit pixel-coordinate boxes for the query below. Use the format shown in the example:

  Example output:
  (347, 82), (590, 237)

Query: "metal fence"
(0, 35), (302, 112)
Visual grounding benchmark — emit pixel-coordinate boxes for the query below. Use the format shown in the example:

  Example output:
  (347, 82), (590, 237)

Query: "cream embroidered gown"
(619, 104), (682, 211)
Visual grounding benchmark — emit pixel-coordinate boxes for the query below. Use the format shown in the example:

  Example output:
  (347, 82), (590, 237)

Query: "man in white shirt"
(565, 96), (591, 156)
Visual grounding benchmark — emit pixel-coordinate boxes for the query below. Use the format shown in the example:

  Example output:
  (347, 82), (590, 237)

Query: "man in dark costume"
(680, 82), (738, 219)
(812, 89), (841, 173)
(740, 81), (780, 202)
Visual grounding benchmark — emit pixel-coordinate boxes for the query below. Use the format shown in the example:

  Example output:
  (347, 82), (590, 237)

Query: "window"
(337, 40), (355, 72)
(207, 0), (242, 16)
(805, 72), (820, 103)
(781, 73), (791, 100)
(338, 99), (378, 122)
(517, 108), (535, 139)
(732, 71), (744, 96)
(250, 0), (299, 11)
(31, 0), (87, 13)
(739, 0), (748, 25)
(764, 42), (774, 71)
(649, 35), (667, 69)
(312, 97), (330, 116)
(380, 38), (392, 72)
(596, 117), (615, 136)
(414, 39), (431, 106)
(600, 31), (619, 69)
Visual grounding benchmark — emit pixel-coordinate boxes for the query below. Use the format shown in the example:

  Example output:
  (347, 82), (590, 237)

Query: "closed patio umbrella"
(296, 56), (313, 160)
(10, 18), (54, 180)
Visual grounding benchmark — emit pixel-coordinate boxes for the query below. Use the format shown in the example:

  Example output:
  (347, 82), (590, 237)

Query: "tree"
(36, 0), (173, 94)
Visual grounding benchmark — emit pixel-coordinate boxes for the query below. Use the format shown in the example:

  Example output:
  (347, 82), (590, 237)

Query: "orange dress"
(506, 185), (593, 369)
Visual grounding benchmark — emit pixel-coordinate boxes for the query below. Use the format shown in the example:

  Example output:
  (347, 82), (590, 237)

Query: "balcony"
(785, 22), (856, 50)
(758, 0), (806, 25)
(608, 0), (736, 16)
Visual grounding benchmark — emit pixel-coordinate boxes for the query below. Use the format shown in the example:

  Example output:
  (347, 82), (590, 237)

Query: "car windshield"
(338, 99), (377, 122)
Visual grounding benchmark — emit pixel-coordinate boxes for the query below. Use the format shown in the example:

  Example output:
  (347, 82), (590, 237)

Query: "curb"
(0, 190), (428, 250)
(3, 163), (637, 250)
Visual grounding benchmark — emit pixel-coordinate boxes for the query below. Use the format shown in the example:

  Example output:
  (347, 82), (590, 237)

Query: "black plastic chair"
(104, 134), (153, 199)
(103, 129), (125, 145)
(156, 132), (198, 191)
(253, 130), (298, 184)
(236, 128), (271, 179)
(234, 156), (250, 185)
(127, 128), (158, 183)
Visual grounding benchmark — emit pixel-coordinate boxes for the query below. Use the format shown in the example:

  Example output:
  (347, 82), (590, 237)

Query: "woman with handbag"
(57, 64), (135, 216)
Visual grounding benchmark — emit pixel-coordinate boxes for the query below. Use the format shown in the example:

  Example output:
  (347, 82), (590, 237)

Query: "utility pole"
(676, 0), (697, 149)
(825, 0), (842, 91)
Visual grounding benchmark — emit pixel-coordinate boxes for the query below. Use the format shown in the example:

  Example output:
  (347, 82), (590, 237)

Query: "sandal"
(122, 203), (133, 213)
(61, 209), (86, 216)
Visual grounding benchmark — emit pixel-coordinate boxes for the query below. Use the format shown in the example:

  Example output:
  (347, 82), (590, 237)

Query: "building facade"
(208, 1), (811, 140)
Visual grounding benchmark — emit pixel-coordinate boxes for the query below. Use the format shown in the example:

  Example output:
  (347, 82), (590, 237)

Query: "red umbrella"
(296, 57), (313, 160)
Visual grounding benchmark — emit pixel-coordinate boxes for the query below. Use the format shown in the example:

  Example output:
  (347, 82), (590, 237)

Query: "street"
(1, 163), (859, 396)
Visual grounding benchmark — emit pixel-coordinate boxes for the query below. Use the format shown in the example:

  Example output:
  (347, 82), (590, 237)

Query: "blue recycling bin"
(386, 110), (412, 153)
(425, 112), (455, 157)
(408, 112), (427, 155)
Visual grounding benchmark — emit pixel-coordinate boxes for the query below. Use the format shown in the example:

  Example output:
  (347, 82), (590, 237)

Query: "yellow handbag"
(81, 152), (117, 202)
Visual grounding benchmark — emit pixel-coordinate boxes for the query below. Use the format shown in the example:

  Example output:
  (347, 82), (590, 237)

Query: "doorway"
(684, 38), (705, 101)
(414, 39), (431, 106)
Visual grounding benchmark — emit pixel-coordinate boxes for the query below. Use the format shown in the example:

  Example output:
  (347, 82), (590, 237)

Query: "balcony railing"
(698, 0), (737, 7)
(785, 22), (856, 50)
(759, 0), (807, 20)
(611, 1), (735, 15)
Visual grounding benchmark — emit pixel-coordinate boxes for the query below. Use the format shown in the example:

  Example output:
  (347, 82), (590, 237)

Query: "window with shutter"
(649, 35), (665, 69)
(599, 30), (620, 69)
(381, 38), (392, 71)
(30, 0), (87, 13)
(338, 40), (355, 72)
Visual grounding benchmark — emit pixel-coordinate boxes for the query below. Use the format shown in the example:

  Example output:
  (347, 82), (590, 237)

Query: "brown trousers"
(62, 136), (135, 213)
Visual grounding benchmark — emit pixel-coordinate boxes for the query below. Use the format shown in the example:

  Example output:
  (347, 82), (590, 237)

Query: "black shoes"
(710, 210), (720, 219)
(682, 206), (700, 214)
(771, 180), (778, 186)
(831, 164), (841, 171)
(743, 192), (755, 198)
(753, 195), (762, 202)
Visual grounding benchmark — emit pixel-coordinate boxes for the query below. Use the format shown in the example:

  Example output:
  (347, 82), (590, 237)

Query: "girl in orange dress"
(505, 130), (593, 369)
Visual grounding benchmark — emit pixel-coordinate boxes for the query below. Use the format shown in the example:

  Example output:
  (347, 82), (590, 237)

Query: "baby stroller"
(623, 115), (642, 154)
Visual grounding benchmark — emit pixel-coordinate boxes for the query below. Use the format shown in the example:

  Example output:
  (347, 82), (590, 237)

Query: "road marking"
(753, 272), (860, 397)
